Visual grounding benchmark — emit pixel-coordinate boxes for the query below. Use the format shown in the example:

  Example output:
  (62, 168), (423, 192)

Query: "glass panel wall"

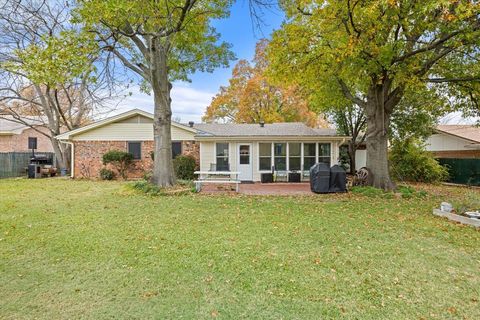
(288, 143), (301, 171)
(259, 143), (272, 171)
(318, 143), (331, 166)
(274, 143), (287, 170)
(216, 143), (229, 171)
(303, 143), (316, 171)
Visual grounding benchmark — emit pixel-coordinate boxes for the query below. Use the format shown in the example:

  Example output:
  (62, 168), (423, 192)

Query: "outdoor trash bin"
(310, 163), (330, 193)
(288, 172), (301, 182)
(329, 165), (347, 193)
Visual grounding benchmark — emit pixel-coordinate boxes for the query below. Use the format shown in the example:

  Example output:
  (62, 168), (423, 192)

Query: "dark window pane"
(240, 156), (249, 164)
(216, 157), (229, 171)
(259, 143), (271, 156)
(274, 143), (286, 156)
(289, 157), (301, 171)
(216, 143), (229, 157)
(319, 143), (331, 157)
(28, 137), (37, 150)
(274, 157), (287, 171)
(289, 143), (301, 156)
(128, 142), (142, 160)
(319, 156), (331, 166)
(259, 157), (271, 171)
(303, 157), (316, 171)
(304, 143), (316, 156)
(172, 142), (182, 158)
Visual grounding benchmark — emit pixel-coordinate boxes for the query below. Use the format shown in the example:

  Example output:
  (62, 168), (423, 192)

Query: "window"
(127, 142), (142, 160)
(28, 137), (37, 150)
(172, 142), (182, 159)
(318, 143), (331, 166)
(288, 143), (301, 171)
(216, 143), (229, 171)
(239, 145), (250, 164)
(274, 143), (287, 171)
(259, 143), (272, 171)
(303, 143), (316, 171)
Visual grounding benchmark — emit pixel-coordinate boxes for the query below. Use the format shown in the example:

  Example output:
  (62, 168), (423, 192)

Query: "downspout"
(58, 140), (75, 178)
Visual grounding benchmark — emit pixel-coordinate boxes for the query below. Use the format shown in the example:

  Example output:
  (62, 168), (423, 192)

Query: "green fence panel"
(0, 152), (55, 179)
(439, 158), (480, 186)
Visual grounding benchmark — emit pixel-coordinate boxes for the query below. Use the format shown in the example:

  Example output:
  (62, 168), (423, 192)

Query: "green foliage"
(390, 139), (449, 183)
(130, 179), (194, 196)
(131, 180), (161, 196)
(76, 0), (235, 83)
(2, 29), (98, 87)
(455, 191), (480, 214)
(99, 168), (115, 180)
(102, 150), (134, 180)
(173, 155), (196, 180)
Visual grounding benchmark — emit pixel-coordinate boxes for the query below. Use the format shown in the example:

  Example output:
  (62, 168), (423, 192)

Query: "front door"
(238, 144), (253, 181)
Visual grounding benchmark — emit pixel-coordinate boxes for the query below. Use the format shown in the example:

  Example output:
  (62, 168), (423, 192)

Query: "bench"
(194, 179), (241, 192)
(194, 171), (241, 192)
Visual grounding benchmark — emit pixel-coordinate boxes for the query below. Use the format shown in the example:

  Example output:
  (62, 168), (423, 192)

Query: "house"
(56, 109), (350, 181)
(0, 116), (53, 153)
(425, 125), (480, 185)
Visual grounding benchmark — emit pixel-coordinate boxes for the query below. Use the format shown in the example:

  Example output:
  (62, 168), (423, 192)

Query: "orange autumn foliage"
(203, 40), (318, 127)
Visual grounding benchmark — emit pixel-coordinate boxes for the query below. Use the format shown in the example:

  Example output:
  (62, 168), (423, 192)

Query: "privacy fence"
(0, 152), (55, 179)
(439, 158), (480, 186)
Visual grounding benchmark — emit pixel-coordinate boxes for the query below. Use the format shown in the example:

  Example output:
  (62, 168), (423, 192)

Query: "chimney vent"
(188, 121), (194, 128)
(259, 121), (265, 128)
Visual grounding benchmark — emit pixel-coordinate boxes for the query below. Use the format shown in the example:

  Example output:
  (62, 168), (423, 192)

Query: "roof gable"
(55, 109), (197, 140)
(435, 125), (480, 144)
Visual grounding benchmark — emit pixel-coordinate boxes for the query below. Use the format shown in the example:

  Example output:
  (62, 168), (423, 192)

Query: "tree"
(329, 104), (366, 174)
(77, 0), (235, 187)
(0, 0), (116, 170)
(268, 0), (480, 190)
(204, 39), (318, 126)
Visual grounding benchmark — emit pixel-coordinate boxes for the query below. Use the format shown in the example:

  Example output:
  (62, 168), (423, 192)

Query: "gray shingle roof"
(0, 116), (45, 134)
(193, 122), (338, 137)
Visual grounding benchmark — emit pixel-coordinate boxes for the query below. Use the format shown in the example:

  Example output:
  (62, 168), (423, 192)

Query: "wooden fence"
(0, 152), (55, 179)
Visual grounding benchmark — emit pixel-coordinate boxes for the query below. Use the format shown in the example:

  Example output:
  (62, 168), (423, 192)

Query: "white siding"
(199, 142), (215, 171)
(425, 133), (471, 151)
(355, 150), (367, 169)
(198, 139), (342, 182)
(72, 123), (195, 141)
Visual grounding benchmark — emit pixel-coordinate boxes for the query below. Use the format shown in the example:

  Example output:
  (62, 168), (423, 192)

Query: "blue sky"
(119, 2), (285, 123)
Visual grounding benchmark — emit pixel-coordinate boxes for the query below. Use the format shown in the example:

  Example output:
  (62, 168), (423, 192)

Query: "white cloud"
(117, 82), (215, 123)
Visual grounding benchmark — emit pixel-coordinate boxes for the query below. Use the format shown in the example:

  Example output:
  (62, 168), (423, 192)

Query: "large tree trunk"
(50, 136), (68, 170)
(150, 43), (175, 187)
(348, 142), (356, 174)
(364, 85), (396, 191)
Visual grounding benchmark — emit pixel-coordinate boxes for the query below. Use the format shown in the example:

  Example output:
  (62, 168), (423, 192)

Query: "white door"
(238, 144), (253, 181)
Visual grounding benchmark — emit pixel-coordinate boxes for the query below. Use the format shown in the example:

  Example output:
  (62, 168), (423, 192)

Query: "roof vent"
(259, 121), (265, 128)
(188, 121), (194, 128)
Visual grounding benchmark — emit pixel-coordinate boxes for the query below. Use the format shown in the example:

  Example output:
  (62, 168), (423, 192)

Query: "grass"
(1, 178), (479, 319)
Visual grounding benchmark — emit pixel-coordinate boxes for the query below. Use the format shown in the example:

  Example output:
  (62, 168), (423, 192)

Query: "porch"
(200, 182), (314, 196)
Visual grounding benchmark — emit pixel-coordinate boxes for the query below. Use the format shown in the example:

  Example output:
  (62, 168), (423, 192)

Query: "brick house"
(0, 117), (54, 153)
(56, 109), (350, 181)
(425, 125), (480, 185)
(55, 109), (200, 179)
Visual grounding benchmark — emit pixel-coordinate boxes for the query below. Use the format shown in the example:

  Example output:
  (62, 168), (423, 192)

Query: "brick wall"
(0, 127), (53, 153)
(73, 140), (200, 179)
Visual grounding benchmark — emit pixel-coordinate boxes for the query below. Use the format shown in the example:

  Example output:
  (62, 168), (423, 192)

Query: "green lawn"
(1, 179), (479, 319)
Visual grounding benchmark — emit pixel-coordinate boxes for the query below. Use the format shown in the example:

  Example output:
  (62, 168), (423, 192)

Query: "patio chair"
(273, 166), (288, 182)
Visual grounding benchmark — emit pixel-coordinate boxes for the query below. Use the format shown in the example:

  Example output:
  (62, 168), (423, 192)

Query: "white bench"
(194, 179), (241, 192)
(194, 171), (241, 192)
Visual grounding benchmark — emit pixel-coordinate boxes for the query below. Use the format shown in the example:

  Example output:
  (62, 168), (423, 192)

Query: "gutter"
(58, 140), (75, 178)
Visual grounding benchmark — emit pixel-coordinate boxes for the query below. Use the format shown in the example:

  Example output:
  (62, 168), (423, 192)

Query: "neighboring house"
(426, 125), (480, 185)
(56, 109), (350, 180)
(0, 117), (53, 153)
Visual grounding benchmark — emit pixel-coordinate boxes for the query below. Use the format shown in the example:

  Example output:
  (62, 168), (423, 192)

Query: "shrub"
(99, 168), (115, 180)
(390, 139), (449, 183)
(131, 180), (161, 195)
(102, 150), (134, 180)
(173, 155), (196, 180)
